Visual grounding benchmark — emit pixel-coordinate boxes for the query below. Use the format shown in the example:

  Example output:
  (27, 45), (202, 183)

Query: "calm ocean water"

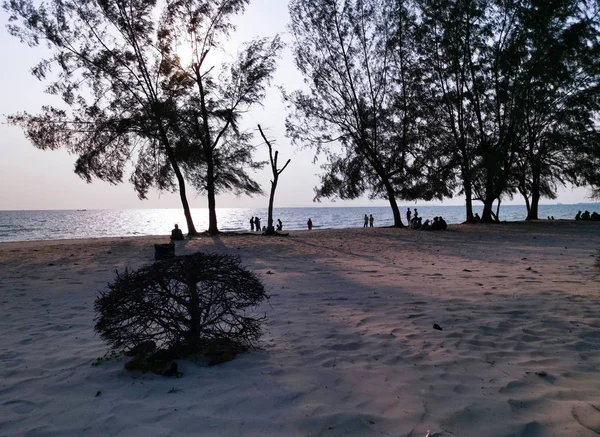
(0, 204), (598, 242)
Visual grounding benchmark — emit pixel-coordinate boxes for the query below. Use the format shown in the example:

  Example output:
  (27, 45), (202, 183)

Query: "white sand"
(1, 221), (599, 437)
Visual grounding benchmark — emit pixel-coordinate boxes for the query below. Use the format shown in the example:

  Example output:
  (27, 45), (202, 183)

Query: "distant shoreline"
(1, 219), (599, 245)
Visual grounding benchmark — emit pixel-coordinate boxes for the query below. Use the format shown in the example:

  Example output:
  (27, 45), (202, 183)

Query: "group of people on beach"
(575, 210), (600, 221)
(363, 214), (375, 227)
(250, 217), (284, 232)
(406, 208), (447, 230)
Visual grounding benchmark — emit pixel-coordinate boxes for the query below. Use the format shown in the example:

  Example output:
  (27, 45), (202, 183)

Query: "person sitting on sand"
(575, 211), (582, 220)
(439, 216), (447, 230)
(170, 224), (184, 241)
(307, 218), (313, 230)
(363, 214), (368, 228)
(422, 219), (430, 231)
(411, 216), (422, 230)
(591, 212), (599, 221)
(250, 217), (255, 231)
(582, 210), (591, 220)
(276, 218), (283, 231)
(369, 214), (374, 227)
(474, 213), (481, 223)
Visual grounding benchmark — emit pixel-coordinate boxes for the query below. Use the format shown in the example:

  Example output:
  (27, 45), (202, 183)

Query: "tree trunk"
(481, 197), (496, 222)
(527, 184), (540, 220)
(385, 183), (404, 227)
(161, 134), (198, 236)
(463, 171), (474, 222)
(266, 176), (277, 235)
(206, 151), (218, 235)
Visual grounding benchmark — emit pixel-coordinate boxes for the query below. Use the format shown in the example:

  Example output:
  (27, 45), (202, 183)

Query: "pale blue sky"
(0, 0), (593, 211)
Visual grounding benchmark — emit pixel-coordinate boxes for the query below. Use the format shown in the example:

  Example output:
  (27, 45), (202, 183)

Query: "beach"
(1, 221), (599, 437)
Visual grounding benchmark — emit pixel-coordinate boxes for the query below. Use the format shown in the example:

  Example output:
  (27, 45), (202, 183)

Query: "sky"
(0, 0), (594, 211)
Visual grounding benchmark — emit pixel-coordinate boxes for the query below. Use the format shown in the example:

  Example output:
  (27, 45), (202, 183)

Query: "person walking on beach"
(250, 217), (255, 232)
(307, 218), (313, 230)
(363, 214), (368, 228)
(369, 214), (374, 227)
(254, 217), (261, 231)
(406, 208), (411, 225)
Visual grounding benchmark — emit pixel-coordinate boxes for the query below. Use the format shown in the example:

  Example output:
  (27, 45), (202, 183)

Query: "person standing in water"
(307, 218), (313, 230)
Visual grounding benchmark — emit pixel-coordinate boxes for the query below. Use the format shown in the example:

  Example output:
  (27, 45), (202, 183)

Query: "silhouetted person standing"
(406, 208), (411, 225)
(250, 217), (255, 231)
(254, 216), (261, 231)
(276, 218), (283, 231)
(369, 214), (374, 227)
(170, 224), (184, 241)
(363, 214), (368, 228)
(307, 218), (313, 230)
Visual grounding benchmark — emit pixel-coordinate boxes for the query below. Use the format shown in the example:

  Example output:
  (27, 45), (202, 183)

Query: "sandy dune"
(0, 221), (599, 437)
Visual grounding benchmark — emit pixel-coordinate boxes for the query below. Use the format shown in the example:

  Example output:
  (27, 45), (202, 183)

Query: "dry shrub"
(94, 252), (267, 369)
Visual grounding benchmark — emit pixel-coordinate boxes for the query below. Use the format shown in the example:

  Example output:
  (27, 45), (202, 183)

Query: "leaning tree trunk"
(385, 183), (404, 227)
(161, 132), (198, 236)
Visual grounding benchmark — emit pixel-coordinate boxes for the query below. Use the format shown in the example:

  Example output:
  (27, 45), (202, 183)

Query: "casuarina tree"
(285, 0), (450, 227)
(4, 0), (201, 235)
(164, 0), (282, 234)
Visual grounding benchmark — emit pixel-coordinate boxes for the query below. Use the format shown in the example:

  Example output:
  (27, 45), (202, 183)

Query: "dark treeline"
(286, 0), (600, 224)
(4, 0), (600, 230)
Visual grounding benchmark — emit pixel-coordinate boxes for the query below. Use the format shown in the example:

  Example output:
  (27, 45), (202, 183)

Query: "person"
(276, 218), (283, 231)
(250, 217), (255, 232)
(262, 225), (267, 233)
(591, 212), (600, 221)
(363, 214), (368, 228)
(254, 216), (261, 231)
(582, 210), (591, 220)
(422, 219), (430, 231)
(170, 224), (184, 241)
(369, 214), (374, 227)
(406, 208), (411, 225)
(414, 208), (419, 219)
(307, 218), (313, 230)
(575, 211), (582, 220)
(474, 213), (481, 223)
(439, 216), (447, 230)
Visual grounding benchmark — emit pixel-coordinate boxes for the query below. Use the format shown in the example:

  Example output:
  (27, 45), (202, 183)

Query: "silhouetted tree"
(510, 0), (600, 220)
(4, 0), (282, 236)
(4, 0), (200, 235)
(286, 0), (449, 227)
(258, 124), (290, 235)
(165, 1), (282, 234)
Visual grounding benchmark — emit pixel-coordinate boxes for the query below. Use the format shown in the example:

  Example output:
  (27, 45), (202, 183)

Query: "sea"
(0, 203), (598, 243)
